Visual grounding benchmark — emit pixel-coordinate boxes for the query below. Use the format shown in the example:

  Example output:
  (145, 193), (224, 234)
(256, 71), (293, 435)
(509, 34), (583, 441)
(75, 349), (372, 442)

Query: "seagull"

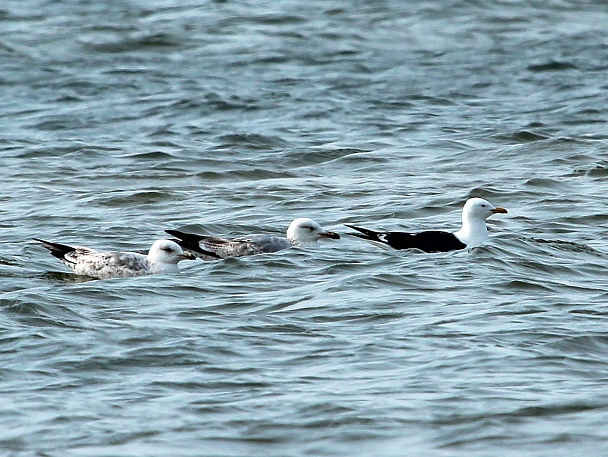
(166, 217), (340, 260)
(34, 238), (196, 279)
(345, 197), (507, 253)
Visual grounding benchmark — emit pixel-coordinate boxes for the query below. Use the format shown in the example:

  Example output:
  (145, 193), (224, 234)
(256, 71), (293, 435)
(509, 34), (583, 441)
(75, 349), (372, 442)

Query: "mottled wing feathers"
(73, 251), (149, 276)
(166, 230), (291, 259)
(232, 235), (291, 254)
(165, 230), (226, 260)
(34, 239), (154, 278)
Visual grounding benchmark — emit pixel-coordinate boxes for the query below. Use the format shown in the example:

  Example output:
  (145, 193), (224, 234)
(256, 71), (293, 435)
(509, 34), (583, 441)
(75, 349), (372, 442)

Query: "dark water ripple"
(2, 0), (608, 455)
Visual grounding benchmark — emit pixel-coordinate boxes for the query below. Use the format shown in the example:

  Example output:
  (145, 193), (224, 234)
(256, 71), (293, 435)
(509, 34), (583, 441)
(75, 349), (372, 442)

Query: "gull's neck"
(453, 217), (489, 248)
(147, 255), (181, 274)
(288, 234), (320, 247)
(287, 236), (311, 247)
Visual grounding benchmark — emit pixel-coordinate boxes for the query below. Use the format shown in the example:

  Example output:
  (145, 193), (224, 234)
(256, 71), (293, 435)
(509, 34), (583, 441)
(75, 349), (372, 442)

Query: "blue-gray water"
(2, 1), (608, 455)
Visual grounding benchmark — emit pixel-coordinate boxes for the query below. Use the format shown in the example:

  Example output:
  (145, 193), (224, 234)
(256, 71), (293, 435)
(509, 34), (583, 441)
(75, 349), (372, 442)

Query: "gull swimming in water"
(34, 238), (196, 279)
(345, 197), (507, 253)
(166, 217), (340, 260)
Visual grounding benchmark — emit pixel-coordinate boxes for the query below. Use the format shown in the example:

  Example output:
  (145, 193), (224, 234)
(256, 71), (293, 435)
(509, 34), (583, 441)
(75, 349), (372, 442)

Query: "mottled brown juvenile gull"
(166, 217), (340, 260)
(345, 197), (507, 253)
(34, 238), (196, 279)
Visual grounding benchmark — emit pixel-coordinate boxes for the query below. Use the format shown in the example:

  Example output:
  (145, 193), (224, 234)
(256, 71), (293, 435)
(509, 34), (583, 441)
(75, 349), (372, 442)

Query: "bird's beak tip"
(181, 251), (197, 260)
(321, 231), (341, 240)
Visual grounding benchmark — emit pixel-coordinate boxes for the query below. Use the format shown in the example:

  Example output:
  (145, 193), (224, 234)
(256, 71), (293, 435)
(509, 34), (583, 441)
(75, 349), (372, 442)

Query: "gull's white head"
(462, 197), (508, 223)
(147, 239), (196, 270)
(454, 198), (508, 248)
(286, 218), (340, 245)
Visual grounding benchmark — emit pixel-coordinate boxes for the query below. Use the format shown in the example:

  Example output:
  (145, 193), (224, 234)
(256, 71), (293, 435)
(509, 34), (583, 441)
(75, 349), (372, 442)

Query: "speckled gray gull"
(345, 197), (508, 253)
(34, 238), (196, 279)
(166, 217), (340, 260)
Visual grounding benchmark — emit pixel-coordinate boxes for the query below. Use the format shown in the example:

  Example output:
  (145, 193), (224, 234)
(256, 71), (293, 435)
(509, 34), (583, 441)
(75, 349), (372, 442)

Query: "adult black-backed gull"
(345, 197), (507, 253)
(166, 217), (340, 260)
(34, 238), (196, 279)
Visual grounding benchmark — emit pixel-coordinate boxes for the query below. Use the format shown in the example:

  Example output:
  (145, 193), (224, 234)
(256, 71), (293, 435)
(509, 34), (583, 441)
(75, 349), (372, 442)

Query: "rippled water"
(2, 0), (608, 455)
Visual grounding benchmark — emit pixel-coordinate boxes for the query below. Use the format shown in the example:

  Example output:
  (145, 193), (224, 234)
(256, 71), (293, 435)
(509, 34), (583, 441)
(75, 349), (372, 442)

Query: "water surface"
(2, 0), (608, 455)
